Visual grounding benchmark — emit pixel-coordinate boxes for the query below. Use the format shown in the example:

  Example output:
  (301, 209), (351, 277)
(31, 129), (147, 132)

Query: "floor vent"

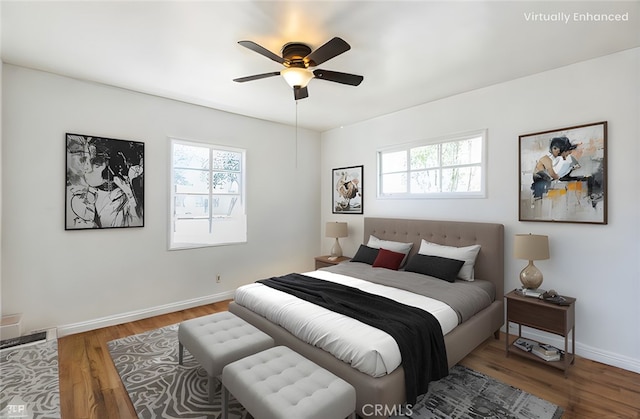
(0, 331), (48, 350)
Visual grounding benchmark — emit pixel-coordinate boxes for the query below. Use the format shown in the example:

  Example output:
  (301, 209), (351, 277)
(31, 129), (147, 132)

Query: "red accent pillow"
(372, 248), (406, 270)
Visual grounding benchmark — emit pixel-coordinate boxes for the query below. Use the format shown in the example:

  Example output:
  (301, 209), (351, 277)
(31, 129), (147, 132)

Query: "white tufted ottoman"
(221, 346), (356, 419)
(178, 311), (274, 402)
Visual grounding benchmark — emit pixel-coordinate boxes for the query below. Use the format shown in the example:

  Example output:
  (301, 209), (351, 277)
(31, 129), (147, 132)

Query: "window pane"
(173, 218), (247, 245)
(212, 172), (240, 193)
(173, 218), (210, 240)
(213, 150), (241, 171)
(410, 145), (439, 169)
(468, 137), (483, 163)
(174, 169), (210, 194)
(381, 173), (407, 193)
(174, 195), (209, 217)
(381, 151), (407, 174)
(173, 143), (209, 169)
(212, 195), (240, 216)
(441, 166), (482, 192)
(377, 131), (485, 199)
(442, 137), (482, 166)
(410, 169), (440, 193)
(170, 138), (246, 250)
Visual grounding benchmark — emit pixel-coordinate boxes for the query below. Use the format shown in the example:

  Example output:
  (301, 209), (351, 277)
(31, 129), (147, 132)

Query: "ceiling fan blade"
(305, 37), (351, 67)
(294, 86), (309, 100)
(313, 69), (363, 86)
(233, 72), (281, 83)
(238, 40), (285, 64)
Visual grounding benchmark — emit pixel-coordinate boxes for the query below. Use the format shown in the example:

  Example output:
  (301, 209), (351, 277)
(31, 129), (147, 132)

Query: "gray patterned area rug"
(108, 324), (249, 419)
(0, 339), (60, 418)
(108, 324), (563, 419)
(400, 365), (563, 419)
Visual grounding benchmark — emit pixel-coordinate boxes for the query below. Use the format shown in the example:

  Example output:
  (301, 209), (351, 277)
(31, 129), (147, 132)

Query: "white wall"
(1, 64), (321, 335)
(0, 60), (3, 320)
(321, 48), (640, 373)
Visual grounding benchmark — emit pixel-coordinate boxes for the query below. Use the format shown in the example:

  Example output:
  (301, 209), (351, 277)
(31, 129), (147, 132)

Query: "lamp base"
(330, 238), (343, 258)
(520, 260), (543, 289)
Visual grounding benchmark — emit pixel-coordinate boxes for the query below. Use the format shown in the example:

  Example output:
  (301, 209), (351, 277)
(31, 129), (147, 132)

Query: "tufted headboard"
(364, 218), (505, 298)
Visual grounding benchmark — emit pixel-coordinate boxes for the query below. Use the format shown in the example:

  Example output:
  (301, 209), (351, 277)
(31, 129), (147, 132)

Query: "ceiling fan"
(233, 37), (363, 100)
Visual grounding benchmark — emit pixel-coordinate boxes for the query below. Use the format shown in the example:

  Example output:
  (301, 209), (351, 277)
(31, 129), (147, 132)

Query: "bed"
(229, 218), (504, 419)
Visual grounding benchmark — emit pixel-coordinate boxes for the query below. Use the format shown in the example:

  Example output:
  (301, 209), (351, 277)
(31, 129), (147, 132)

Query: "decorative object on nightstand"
(326, 222), (348, 257)
(314, 255), (350, 269)
(513, 233), (549, 290)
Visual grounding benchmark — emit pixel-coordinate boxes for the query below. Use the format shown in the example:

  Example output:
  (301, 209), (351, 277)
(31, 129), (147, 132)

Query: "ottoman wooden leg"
(209, 375), (217, 403)
(221, 384), (229, 419)
(178, 342), (184, 365)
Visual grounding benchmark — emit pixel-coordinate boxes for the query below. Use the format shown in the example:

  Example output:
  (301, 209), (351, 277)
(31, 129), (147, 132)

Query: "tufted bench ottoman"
(221, 346), (356, 419)
(178, 311), (274, 402)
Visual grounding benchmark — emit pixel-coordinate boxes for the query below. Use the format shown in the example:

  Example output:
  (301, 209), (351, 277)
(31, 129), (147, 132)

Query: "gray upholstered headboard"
(363, 218), (505, 298)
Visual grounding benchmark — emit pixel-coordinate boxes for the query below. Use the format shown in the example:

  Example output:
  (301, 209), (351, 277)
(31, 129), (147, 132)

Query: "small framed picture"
(66, 133), (145, 230)
(518, 121), (607, 224)
(332, 165), (363, 214)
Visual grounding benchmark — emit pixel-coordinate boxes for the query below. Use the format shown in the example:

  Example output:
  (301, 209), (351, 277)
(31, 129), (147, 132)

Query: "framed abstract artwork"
(65, 133), (145, 230)
(518, 121), (607, 224)
(332, 165), (363, 214)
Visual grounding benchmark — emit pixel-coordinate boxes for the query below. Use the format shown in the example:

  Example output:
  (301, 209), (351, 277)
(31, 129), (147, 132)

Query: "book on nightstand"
(536, 343), (563, 356)
(513, 338), (537, 352)
(532, 344), (562, 361)
(515, 288), (546, 299)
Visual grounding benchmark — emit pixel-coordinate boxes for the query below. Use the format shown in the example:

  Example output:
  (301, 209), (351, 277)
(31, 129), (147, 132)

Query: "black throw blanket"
(257, 274), (449, 404)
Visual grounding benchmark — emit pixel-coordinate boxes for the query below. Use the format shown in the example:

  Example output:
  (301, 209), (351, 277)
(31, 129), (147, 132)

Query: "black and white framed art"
(65, 133), (144, 230)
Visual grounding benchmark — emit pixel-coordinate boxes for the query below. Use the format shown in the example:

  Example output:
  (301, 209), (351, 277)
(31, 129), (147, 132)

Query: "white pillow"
(367, 235), (413, 266)
(418, 239), (481, 281)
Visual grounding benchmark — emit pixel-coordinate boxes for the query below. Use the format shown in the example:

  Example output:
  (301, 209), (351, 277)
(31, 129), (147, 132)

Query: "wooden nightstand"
(314, 255), (350, 269)
(504, 289), (576, 376)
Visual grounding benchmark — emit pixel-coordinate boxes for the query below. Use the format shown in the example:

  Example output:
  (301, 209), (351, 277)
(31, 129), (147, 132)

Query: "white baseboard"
(507, 324), (640, 374)
(56, 291), (235, 337)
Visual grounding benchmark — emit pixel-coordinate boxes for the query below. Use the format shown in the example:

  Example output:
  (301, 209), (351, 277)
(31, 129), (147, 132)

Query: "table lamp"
(513, 234), (549, 290)
(326, 222), (348, 258)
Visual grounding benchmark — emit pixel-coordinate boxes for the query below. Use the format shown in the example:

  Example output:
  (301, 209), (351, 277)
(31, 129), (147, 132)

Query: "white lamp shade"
(326, 222), (348, 238)
(513, 234), (549, 261)
(281, 67), (314, 88)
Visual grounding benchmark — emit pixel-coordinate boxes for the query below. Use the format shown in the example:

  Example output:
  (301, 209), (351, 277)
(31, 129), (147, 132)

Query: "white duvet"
(233, 269), (459, 377)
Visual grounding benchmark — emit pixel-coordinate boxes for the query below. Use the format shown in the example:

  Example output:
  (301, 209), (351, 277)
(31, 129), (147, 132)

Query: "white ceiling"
(2, 1), (639, 132)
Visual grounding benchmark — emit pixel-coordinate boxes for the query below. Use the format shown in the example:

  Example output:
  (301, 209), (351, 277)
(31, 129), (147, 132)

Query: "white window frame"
(169, 137), (247, 250)
(377, 129), (487, 199)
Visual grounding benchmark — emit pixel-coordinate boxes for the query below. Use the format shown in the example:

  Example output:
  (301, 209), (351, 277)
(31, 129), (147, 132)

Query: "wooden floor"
(58, 301), (640, 419)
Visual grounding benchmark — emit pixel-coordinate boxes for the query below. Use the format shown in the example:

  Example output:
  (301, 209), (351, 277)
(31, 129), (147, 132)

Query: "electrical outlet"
(216, 274), (221, 283)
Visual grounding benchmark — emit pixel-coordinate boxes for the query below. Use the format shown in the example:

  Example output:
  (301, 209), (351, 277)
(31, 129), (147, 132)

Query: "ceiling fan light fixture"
(281, 67), (314, 88)
(235, 38), (362, 99)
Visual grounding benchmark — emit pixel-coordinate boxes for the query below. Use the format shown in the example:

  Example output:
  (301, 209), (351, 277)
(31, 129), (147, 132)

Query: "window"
(378, 130), (486, 198)
(169, 138), (246, 249)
